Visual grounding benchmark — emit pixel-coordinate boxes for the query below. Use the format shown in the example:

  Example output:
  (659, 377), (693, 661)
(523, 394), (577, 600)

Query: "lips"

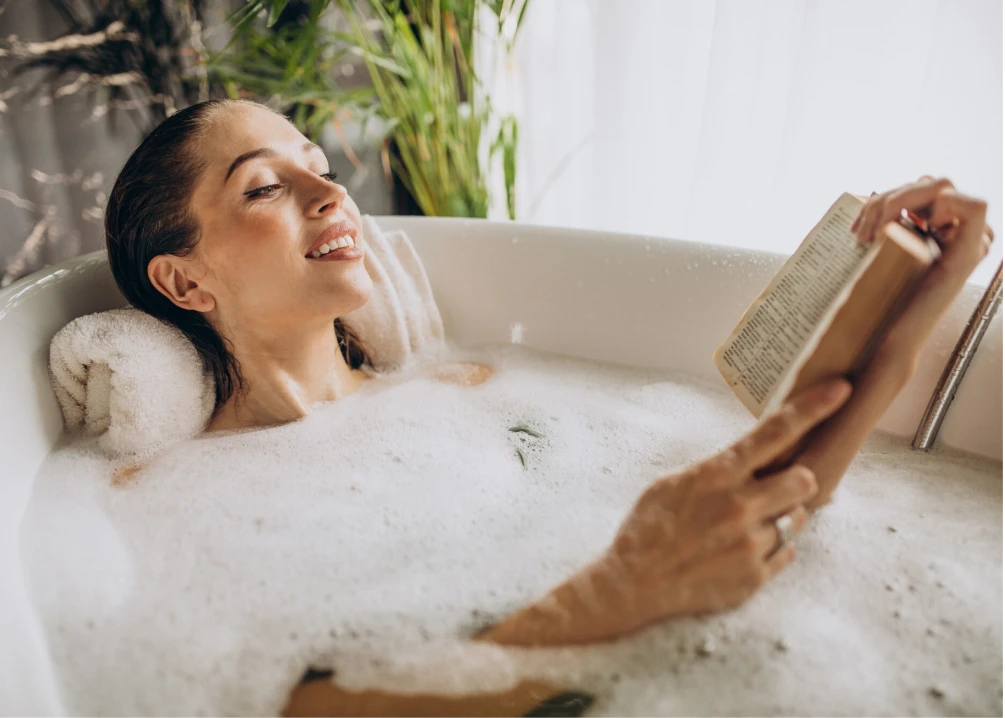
(306, 220), (358, 258)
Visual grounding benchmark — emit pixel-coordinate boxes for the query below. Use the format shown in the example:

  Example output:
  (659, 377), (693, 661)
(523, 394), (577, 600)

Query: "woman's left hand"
(850, 176), (995, 368)
(795, 177), (994, 511)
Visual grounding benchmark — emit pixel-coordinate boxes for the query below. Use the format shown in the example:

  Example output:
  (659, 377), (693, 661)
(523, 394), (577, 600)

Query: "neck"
(207, 316), (366, 431)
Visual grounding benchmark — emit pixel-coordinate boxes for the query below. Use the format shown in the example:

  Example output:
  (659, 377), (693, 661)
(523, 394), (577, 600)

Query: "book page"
(713, 193), (871, 416)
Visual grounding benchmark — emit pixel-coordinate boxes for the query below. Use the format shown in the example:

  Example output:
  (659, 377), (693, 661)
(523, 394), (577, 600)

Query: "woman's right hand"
(480, 378), (852, 647)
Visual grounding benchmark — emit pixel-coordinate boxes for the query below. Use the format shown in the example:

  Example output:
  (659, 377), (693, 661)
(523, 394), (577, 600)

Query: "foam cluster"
(22, 345), (1003, 715)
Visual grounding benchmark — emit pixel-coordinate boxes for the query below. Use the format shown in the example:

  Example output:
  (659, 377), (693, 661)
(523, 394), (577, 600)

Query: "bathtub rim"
(1, 216), (1001, 716)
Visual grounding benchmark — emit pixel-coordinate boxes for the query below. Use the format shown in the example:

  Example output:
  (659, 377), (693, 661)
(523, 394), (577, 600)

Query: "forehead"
(199, 104), (306, 167)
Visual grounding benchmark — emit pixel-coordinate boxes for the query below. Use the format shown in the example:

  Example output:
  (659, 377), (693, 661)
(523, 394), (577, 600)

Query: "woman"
(105, 99), (993, 716)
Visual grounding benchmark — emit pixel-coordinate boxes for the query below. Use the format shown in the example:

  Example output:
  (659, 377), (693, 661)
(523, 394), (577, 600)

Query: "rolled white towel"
(343, 216), (446, 371)
(48, 307), (214, 457)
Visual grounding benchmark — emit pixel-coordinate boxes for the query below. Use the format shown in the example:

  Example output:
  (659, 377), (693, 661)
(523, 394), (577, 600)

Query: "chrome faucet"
(913, 260), (1003, 450)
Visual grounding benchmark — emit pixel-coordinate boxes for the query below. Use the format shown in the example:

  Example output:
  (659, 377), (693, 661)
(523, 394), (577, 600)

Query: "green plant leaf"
(509, 424), (543, 439)
(215, 0), (534, 219)
(266, 0), (289, 27)
(348, 47), (412, 77)
(491, 115), (519, 220)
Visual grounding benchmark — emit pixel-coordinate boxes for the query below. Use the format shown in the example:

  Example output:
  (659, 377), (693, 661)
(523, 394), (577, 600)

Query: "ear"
(148, 254), (216, 313)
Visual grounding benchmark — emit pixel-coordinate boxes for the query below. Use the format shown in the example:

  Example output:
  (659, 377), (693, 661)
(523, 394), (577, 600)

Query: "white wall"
(513, 0), (1003, 285)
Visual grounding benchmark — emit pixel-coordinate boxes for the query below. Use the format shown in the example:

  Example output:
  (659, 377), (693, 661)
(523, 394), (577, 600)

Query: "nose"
(307, 173), (348, 217)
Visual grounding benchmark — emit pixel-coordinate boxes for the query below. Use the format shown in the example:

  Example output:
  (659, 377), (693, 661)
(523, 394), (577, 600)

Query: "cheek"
(344, 195), (363, 226)
(202, 210), (302, 293)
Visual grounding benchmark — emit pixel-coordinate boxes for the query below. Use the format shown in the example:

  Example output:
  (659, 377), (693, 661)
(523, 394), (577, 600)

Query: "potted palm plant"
(216, 0), (529, 219)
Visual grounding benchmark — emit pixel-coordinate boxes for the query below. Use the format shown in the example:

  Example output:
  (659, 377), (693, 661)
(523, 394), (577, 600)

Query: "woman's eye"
(245, 184), (281, 200)
(244, 171), (334, 200)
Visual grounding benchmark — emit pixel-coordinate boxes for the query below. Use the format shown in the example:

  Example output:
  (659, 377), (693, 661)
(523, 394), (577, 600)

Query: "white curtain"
(511, 0), (1003, 284)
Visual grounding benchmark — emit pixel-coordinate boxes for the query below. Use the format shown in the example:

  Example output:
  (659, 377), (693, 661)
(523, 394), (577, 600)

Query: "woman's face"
(177, 104), (372, 336)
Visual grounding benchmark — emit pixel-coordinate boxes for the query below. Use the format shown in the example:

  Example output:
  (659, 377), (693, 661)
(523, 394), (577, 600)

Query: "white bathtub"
(1, 217), (1001, 715)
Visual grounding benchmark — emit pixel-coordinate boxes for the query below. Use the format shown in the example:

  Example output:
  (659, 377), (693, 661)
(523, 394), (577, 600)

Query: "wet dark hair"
(105, 98), (369, 411)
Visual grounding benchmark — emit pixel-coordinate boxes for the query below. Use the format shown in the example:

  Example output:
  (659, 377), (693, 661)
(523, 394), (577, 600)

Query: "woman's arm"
(479, 380), (852, 647)
(484, 180), (994, 648)
(799, 346), (915, 511)
(801, 177), (993, 511)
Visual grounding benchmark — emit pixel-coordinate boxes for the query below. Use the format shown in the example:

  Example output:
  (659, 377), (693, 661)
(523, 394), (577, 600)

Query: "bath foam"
(21, 345), (1003, 716)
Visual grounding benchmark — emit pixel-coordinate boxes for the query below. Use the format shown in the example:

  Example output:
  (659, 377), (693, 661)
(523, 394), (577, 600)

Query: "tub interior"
(1, 217), (1001, 715)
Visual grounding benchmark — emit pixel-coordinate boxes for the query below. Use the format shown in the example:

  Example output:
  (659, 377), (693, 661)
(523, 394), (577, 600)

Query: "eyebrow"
(224, 142), (326, 183)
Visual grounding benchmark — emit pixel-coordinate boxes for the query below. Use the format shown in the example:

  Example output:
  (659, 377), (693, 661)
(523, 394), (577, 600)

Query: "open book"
(714, 192), (941, 420)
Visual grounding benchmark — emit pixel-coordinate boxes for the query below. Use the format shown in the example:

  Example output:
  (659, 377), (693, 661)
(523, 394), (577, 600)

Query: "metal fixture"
(913, 260), (1003, 450)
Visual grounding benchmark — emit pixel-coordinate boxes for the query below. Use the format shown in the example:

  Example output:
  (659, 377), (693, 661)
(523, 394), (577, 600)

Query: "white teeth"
(308, 235), (356, 258)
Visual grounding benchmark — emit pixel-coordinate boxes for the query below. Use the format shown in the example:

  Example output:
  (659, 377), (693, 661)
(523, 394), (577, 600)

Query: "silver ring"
(771, 513), (795, 556)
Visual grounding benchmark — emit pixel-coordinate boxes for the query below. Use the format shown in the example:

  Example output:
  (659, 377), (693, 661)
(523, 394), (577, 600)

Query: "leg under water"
(284, 667), (594, 717)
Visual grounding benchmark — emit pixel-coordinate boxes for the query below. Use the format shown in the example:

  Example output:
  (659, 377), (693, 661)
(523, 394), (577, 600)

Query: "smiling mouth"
(307, 233), (356, 258)
(305, 219), (362, 262)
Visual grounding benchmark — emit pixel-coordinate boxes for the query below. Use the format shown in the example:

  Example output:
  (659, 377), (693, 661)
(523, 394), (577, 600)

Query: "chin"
(330, 270), (373, 316)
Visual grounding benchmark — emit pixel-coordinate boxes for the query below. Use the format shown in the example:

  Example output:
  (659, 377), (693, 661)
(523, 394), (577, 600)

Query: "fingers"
(854, 177), (956, 244)
(714, 505), (806, 589)
(852, 177), (993, 268)
(725, 379), (852, 478)
(846, 177), (994, 357)
(737, 464), (817, 520)
(717, 505), (808, 569)
(851, 179), (913, 238)
(927, 190), (989, 261)
(763, 541), (797, 581)
(747, 505), (809, 559)
(893, 190), (990, 332)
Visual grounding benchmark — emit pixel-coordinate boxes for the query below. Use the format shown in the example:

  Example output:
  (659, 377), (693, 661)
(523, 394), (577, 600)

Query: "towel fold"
(48, 217), (445, 456)
(343, 216), (446, 371)
(48, 307), (216, 457)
